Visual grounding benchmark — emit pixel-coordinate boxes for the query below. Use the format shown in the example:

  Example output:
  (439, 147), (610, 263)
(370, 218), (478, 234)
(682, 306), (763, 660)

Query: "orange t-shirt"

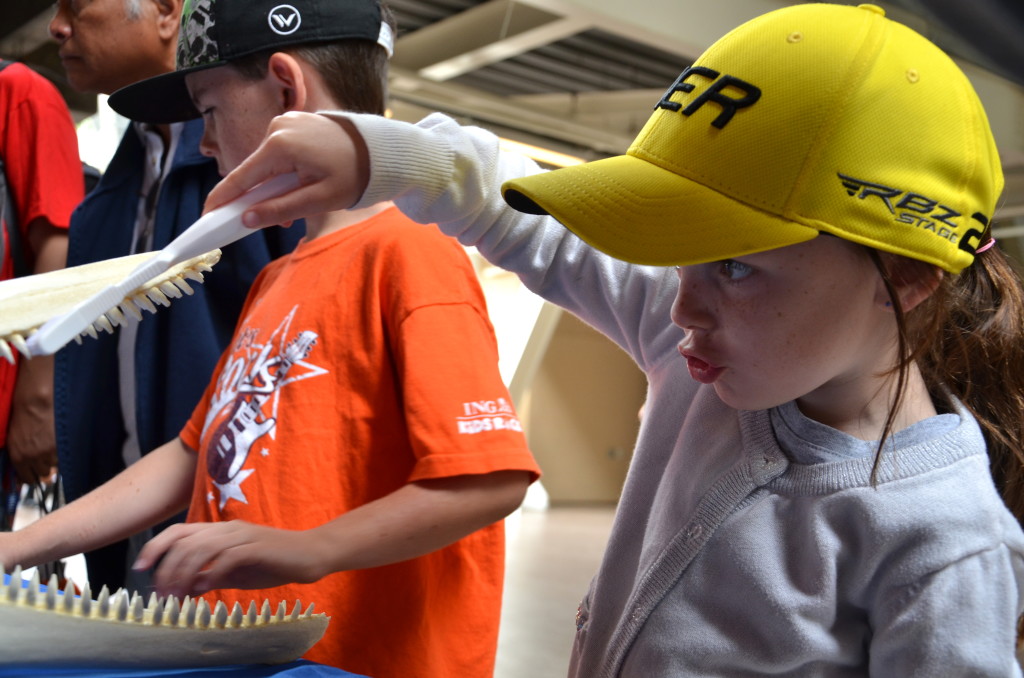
(180, 208), (540, 677)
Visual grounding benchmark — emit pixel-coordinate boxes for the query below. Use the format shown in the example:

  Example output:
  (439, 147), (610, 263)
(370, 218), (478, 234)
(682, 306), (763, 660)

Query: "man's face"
(50, 0), (173, 95)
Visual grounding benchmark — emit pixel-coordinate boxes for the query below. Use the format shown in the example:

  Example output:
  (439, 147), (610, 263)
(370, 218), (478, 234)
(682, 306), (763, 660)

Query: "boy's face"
(186, 66), (280, 176)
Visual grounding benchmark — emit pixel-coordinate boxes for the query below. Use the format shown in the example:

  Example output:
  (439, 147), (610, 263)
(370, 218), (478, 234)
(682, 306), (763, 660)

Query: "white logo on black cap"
(268, 4), (301, 35)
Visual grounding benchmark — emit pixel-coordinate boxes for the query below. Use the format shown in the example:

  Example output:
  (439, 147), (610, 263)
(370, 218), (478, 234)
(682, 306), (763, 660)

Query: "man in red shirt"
(0, 60), (83, 496)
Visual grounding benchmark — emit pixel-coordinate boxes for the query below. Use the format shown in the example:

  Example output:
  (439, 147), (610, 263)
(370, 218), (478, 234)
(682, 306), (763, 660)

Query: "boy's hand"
(134, 520), (326, 600)
(205, 111), (370, 230)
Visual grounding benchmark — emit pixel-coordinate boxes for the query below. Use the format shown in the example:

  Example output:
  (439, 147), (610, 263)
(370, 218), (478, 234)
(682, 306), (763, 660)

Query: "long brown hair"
(873, 244), (1024, 526)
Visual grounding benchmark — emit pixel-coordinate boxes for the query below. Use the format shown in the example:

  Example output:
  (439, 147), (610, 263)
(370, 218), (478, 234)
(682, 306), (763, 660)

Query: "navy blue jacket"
(53, 120), (304, 588)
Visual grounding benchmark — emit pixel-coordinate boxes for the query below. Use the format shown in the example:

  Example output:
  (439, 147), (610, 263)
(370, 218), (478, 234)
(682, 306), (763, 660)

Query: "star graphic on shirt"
(213, 468), (255, 510)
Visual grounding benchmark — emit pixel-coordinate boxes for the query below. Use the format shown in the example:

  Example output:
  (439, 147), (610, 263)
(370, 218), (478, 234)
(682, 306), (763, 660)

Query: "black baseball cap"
(108, 0), (394, 124)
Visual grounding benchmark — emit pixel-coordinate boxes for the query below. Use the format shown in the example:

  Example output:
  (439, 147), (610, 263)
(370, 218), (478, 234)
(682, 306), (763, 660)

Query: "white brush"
(0, 250), (220, 363)
(26, 173), (300, 357)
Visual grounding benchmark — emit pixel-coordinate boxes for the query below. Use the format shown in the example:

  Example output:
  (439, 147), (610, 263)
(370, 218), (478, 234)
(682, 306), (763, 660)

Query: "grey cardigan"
(340, 110), (1024, 677)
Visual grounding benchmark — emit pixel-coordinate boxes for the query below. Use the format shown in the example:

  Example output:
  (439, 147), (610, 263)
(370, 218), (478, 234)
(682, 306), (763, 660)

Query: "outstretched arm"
(0, 438), (196, 572)
(207, 110), (675, 366)
(133, 469), (532, 600)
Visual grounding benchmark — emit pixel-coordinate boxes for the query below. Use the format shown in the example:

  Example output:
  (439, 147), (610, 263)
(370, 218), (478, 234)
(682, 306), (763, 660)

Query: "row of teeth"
(0, 266), (210, 364)
(4, 566), (316, 630)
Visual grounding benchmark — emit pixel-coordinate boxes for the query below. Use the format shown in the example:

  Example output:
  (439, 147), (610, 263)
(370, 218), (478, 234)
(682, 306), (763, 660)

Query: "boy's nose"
(198, 133), (218, 159)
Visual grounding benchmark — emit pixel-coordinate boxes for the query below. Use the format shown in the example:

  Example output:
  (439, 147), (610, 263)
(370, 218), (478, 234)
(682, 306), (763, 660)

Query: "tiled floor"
(495, 505), (615, 678)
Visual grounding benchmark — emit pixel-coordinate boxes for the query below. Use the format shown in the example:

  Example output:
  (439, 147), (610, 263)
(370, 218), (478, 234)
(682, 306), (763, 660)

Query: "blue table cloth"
(0, 660), (366, 677)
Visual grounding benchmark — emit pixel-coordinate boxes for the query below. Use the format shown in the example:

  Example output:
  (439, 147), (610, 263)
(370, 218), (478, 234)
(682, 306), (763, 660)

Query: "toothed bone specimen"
(0, 249), (221, 362)
(0, 568), (329, 667)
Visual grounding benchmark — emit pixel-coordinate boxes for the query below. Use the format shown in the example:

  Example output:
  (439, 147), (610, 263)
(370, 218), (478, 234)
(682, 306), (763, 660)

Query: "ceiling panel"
(2, 0), (1022, 228)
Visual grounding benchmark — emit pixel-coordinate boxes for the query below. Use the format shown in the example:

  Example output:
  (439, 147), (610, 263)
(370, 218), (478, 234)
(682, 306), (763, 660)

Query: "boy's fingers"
(152, 540), (215, 598)
(132, 540), (166, 571)
(136, 522), (195, 570)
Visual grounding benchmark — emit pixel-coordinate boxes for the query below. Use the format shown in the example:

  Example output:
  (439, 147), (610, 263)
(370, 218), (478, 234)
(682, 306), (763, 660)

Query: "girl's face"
(186, 67), (281, 176)
(672, 235), (896, 421)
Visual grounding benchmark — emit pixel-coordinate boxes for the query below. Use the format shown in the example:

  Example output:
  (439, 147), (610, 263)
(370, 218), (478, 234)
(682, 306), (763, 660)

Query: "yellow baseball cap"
(502, 3), (1003, 273)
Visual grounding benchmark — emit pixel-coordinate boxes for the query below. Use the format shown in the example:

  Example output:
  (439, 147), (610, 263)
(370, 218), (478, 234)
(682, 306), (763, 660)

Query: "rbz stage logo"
(655, 66), (761, 129)
(838, 173), (991, 254)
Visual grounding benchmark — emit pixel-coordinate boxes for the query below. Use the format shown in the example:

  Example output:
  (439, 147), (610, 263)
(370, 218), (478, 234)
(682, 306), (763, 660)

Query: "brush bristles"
(0, 259), (215, 363)
(1, 566), (322, 630)
(0, 563), (329, 667)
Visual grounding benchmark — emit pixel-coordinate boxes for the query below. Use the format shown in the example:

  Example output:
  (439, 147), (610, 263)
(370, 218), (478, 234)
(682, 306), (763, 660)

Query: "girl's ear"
(876, 256), (943, 312)
(266, 52), (307, 113)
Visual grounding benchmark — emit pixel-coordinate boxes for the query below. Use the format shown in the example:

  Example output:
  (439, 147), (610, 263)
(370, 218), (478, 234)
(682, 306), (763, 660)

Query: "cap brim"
(107, 61), (224, 124)
(502, 155), (820, 267)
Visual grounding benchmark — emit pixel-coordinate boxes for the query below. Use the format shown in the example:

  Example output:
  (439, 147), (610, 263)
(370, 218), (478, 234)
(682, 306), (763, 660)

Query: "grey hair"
(124, 0), (143, 19)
